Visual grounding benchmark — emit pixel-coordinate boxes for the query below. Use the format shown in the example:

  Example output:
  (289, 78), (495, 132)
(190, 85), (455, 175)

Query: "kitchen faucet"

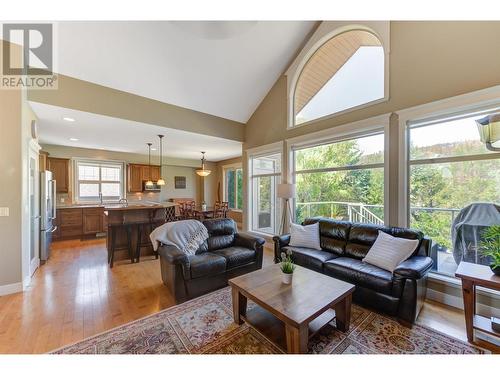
(99, 192), (103, 205)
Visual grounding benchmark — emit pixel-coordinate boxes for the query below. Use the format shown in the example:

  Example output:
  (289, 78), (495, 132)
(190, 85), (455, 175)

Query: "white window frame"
(285, 21), (391, 130)
(396, 85), (500, 228)
(222, 163), (243, 212)
(74, 159), (125, 203)
(287, 114), (391, 225)
(245, 141), (284, 236)
(395, 86), (500, 283)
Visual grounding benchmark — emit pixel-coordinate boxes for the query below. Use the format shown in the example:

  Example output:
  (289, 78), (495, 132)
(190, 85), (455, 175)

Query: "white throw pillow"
(362, 230), (419, 272)
(289, 222), (322, 250)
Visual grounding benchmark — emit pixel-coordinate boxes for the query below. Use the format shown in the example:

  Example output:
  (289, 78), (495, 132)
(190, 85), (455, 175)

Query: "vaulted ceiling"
(54, 21), (317, 123)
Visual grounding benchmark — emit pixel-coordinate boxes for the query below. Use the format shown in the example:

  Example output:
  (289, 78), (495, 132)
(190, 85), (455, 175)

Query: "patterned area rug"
(52, 287), (482, 354)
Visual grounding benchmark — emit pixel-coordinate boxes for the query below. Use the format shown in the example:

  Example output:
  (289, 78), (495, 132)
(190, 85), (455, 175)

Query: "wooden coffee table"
(228, 264), (355, 354)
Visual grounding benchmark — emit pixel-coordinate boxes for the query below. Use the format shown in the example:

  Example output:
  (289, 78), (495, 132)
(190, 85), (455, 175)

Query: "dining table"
(194, 206), (229, 220)
(194, 206), (215, 220)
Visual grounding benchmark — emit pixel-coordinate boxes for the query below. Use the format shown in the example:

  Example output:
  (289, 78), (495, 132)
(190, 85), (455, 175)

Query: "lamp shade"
(476, 114), (500, 151)
(277, 183), (296, 199)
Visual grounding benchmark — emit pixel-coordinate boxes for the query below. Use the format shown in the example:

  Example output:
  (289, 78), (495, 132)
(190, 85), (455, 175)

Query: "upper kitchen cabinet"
(127, 163), (143, 192)
(127, 164), (161, 192)
(150, 166), (160, 182)
(48, 157), (70, 193)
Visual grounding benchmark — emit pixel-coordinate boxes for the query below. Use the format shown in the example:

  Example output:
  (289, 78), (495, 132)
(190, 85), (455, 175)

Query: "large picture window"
(293, 132), (385, 224)
(224, 166), (243, 210)
(249, 152), (282, 235)
(293, 30), (385, 126)
(75, 160), (123, 202)
(408, 111), (500, 277)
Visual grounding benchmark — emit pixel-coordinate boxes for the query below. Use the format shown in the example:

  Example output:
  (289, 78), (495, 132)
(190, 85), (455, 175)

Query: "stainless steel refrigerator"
(40, 170), (57, 263)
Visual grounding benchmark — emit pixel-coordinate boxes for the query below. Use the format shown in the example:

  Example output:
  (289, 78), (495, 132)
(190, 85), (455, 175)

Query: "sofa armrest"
(273, 234), (291, 248)
(393, 256), (433, 279)
(272, 234), (291, 263)
(234, 233), (265, 250)
(157, 244), (190, 266)
(416, 236), (432, 257)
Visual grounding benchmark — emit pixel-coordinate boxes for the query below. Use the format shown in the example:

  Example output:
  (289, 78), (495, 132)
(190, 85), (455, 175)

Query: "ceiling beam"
(28, 74), (245, 142)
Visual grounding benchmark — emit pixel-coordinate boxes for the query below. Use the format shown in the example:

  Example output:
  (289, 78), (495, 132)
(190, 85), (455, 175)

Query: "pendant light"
(156, 134), (166, 186)
(195, 151), (211, 177)
(145, 143), (154, 187)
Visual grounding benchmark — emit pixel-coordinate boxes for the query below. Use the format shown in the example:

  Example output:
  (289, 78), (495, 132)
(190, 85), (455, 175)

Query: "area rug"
(52, 287), (483, 354)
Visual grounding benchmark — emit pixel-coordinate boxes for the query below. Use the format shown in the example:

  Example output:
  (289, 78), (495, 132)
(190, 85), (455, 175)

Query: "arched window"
(293, 29), (385, 126)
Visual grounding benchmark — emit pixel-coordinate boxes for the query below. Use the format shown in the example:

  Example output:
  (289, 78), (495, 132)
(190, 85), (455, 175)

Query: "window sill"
(428, 271), (500, 298)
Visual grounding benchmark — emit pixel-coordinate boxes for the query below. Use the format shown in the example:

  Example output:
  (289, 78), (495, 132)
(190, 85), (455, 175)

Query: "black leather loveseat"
(158, 218), (265, 303)
(273, 218), (433, 324)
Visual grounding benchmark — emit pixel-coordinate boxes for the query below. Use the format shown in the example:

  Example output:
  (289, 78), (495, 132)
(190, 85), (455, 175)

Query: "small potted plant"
(280, 249), (296, 284)
(479, 225), (500, 276)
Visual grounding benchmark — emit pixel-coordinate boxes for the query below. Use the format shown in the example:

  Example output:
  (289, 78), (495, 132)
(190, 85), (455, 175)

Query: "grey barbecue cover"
(451, 203), (500, 265)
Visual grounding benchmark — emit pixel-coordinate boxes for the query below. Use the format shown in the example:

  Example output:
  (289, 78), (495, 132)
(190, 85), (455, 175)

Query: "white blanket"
(150, 219), (209, 255)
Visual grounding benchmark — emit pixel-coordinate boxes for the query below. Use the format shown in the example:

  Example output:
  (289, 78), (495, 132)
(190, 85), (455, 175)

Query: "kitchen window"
(224, 166), (243, 210)
(75, 160), (124, 202)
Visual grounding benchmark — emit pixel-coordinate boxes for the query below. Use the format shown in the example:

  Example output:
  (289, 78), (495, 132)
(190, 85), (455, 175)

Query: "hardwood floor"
(0, 238), (494, 353)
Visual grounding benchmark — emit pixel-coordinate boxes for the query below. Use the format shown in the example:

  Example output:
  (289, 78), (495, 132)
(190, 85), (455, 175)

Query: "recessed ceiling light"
(63, 117), (75, 122)
(69, 138), (79, 141)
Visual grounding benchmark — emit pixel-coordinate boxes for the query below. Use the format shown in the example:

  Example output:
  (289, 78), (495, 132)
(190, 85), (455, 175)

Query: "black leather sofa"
(273, 217), (433, 324)
(158, 218), (265, 303)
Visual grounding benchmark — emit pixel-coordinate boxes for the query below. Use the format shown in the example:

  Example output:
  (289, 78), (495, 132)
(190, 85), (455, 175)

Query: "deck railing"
(295, 201), (461, 227)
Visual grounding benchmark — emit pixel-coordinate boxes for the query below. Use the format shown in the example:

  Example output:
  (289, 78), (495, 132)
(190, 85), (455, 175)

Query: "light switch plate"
(0, 207), (9, 217)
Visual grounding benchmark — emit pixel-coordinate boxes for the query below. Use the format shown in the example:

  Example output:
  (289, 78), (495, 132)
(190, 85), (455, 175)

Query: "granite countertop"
(57, 201), (178, 210)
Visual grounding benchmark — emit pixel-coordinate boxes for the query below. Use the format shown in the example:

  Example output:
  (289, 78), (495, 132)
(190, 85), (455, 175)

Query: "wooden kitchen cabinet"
(55, 207), (105, 240)
(127, 163), (161, 192)
(83, 208), (104, 235)
(48, 157), (70, 193)
(151, 166), (160, 181)
(127, 164), (143, 192)
(57, 208), (83, 238)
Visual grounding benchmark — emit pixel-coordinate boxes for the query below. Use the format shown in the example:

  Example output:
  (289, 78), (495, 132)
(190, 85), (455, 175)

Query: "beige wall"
(28, 74), (245, 142)
(0, 82), (23, 288)
(40, 144), (218, 206)
(245, 21), (500, 149)
(0, 42), (36, 290)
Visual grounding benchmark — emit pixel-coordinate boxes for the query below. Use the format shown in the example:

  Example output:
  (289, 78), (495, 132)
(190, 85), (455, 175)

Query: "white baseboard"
(23, 275), (32, 289)
(426, 288), (500, 318)
(0, 282), (23, 296)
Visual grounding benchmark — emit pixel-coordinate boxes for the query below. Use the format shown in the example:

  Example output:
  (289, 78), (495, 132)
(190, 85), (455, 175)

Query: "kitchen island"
(104, 202), (177, 264)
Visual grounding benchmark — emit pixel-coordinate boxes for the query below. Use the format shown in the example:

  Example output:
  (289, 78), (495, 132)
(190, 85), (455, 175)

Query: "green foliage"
(236, 169), (243, 209)
(479, 225), (500, 269)
(295, 136), (499, 257)
(295, 140), (384, 223)
(280, 249), (296, 274)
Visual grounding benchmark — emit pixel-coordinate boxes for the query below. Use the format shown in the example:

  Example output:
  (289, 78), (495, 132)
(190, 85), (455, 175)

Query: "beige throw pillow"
(289, 222), (322, 250)
(362, 230), (419, 272)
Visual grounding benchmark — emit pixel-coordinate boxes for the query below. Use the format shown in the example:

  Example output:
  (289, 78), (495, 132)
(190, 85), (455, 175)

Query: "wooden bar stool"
(108, 222), (134, 268)
(135, 214), (165, 262)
